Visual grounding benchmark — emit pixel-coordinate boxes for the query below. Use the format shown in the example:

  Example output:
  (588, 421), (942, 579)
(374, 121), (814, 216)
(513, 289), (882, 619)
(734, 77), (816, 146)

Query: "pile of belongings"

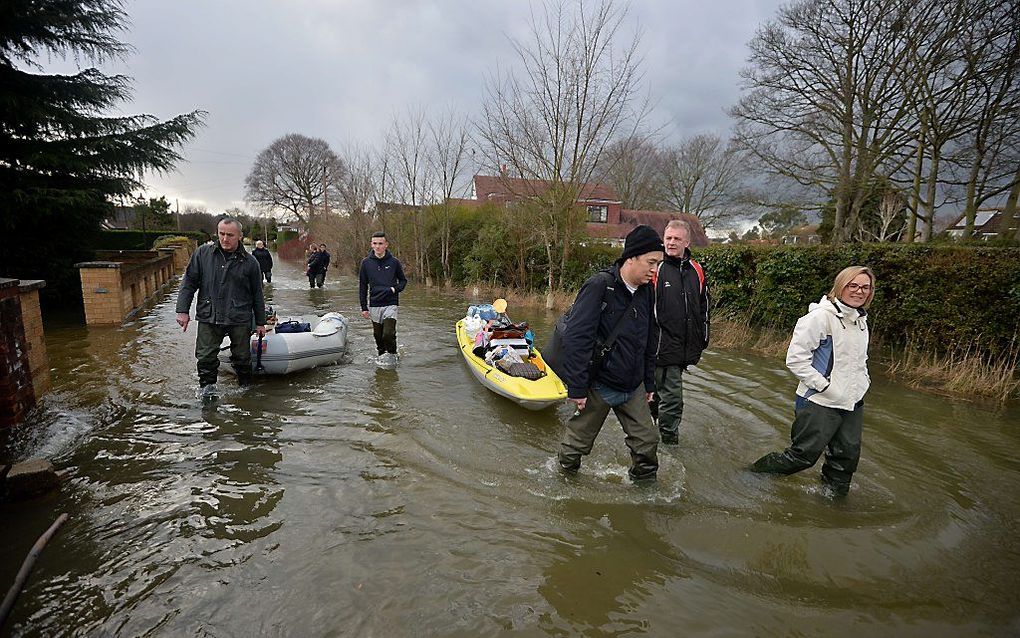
(464, 300), (544, 380)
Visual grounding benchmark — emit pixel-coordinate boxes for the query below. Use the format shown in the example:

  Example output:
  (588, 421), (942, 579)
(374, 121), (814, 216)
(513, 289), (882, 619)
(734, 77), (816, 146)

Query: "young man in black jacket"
(358, 232), (407, 356)
(651, 219), (710, 444)
(175, 217), (266, 392)
(557, 225), (664, 481)
(315, 243), (331, 288)
(252, 240), (273, 283)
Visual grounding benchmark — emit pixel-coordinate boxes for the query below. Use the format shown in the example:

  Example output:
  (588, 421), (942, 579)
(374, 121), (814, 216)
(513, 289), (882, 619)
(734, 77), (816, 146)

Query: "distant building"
(781, 234), (821, 245)
(101, 205), (138, 230)
(944, 208), (1018, 241)
(464, 174), (709, 246)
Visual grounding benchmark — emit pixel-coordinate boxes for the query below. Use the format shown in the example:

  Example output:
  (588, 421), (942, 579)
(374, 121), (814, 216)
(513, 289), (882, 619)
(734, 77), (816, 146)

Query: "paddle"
(255, 334), (265, 373)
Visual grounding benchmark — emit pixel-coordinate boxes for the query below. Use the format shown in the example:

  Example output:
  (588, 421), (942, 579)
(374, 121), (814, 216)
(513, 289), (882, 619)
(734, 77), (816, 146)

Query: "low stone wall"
(77, 242), (192, 325)
(0, 278), (49, 428)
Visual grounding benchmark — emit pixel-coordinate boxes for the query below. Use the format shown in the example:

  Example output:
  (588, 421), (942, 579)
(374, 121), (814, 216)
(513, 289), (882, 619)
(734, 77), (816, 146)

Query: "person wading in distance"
(358, 232), (407, 357)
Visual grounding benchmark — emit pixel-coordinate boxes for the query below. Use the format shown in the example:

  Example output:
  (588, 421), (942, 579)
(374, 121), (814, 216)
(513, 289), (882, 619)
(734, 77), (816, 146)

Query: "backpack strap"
(690, 259), (705, 293)
(597, 271), (615, 311)
(594, 270), (638, 358)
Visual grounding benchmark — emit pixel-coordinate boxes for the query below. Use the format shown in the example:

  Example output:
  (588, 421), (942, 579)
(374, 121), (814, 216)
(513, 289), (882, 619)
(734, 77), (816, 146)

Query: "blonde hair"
(665, 219), (691, 239)
(828, 266), (876, 309)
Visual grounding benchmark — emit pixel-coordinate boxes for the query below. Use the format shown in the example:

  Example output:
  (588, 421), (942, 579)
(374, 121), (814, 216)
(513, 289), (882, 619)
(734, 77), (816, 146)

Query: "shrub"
(151, 235), (192, 250)
(697, 243), (1020, 360)
(96, 230), (206, 250)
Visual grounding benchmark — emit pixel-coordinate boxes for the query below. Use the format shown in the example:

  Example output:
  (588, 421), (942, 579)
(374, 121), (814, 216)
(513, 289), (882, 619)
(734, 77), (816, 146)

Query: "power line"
(186, 147), (254, 159)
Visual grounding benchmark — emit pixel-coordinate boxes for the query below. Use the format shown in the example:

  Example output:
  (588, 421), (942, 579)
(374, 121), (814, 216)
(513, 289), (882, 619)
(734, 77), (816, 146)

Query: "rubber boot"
(557, 453), (581, 474)
(750, 452), (803, 474)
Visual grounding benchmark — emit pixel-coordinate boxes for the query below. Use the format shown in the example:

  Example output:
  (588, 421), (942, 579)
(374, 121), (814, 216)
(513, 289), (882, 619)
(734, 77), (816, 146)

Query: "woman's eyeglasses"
(845, 282), (873, 292)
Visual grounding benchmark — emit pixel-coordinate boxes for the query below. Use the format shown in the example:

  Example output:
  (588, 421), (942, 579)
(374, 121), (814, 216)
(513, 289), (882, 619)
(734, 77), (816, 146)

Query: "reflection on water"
(2, 255), (1020, 636)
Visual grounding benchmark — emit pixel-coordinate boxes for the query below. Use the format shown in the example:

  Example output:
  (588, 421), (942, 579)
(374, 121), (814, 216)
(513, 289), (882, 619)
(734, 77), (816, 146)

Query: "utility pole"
(175, 198), (180, 231)
(139, 193), (146, 249)
(323, 164), (328, 218)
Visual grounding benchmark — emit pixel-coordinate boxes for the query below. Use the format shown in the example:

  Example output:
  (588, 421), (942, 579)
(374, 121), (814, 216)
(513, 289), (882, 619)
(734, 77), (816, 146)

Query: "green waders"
(751, 400), (864, 495)
(650, 365), (684, 444)
(196, 322), (252, 386)
(558, 388), (659, 481)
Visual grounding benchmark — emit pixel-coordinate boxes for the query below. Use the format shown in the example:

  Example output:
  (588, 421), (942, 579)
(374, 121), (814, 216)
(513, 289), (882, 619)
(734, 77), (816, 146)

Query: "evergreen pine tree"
(0, 0), (204, 304)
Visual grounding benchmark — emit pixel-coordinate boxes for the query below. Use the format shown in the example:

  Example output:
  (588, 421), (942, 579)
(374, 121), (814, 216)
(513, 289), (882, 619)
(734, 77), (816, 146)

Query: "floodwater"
(2, 255), (1019, 637)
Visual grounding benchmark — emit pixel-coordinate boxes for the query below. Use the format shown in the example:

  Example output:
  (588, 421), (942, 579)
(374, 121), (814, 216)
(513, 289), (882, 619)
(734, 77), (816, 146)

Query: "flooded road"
(3, 256), (1020, 636)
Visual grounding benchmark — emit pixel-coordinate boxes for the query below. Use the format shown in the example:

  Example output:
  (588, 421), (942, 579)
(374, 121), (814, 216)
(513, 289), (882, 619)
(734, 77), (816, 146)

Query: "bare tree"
(731, 0), (939, 243)
(895, 1), (976, 242)
(384, 108), (433, 280)
(950, 2), (1020, 237)
(315, 142), (382, 271)
(595, 134), (665, 209)
(426, 109), (472, 283)
(857, 190), (905, 242)
(476, 0), (648, 304)
(658, 133), (745, 230)
(1003, 164), (1020, 242)
(244, 133), (345, 225)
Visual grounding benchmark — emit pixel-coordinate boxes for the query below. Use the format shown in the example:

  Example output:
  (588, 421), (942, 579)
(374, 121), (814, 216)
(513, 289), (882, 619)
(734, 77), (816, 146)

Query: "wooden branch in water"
(0, 513), (69, 631)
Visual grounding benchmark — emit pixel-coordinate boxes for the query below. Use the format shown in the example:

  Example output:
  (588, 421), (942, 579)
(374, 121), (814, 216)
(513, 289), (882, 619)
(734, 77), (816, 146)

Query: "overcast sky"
(42, 0), (787, 213)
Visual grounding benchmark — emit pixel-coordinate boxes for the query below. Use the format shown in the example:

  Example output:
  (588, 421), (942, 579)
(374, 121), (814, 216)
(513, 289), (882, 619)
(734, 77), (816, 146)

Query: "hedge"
(696, 244), (1020, 358)
(96, 229), (207, 250)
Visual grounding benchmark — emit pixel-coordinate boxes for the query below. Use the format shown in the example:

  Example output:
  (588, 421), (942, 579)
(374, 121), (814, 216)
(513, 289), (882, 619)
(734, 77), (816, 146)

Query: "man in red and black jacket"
(652, 219), (710, 445)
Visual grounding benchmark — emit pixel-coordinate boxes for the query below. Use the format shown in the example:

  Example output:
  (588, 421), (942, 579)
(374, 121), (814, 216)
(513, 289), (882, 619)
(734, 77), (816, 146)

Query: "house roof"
(585, 222), (635, 240)
(621, 210), (710, 247)
(582, 210), (708, 247)
(473, 174), (621, 203)
(945, 208), (1017, 234)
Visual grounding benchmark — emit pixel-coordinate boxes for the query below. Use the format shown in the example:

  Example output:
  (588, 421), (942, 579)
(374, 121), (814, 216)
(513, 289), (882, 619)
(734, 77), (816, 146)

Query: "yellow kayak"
(456, 319), (567, 410)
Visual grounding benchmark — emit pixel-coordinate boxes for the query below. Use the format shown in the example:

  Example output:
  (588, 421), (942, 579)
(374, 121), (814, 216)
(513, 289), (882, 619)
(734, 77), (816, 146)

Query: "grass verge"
(711, 319), (1019, 405)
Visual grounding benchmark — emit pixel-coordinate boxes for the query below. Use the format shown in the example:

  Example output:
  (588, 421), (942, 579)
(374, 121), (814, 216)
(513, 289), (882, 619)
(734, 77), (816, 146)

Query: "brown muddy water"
(2, 256), (1019, 637)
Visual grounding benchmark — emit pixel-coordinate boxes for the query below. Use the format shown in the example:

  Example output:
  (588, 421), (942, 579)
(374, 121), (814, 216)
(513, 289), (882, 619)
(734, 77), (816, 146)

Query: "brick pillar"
(0, 278), (36, 428)
(77, 262), (125, 325)
(17, 281), (50, 401)
(158, 248), (177, 278)
(173, 243), (191, 271)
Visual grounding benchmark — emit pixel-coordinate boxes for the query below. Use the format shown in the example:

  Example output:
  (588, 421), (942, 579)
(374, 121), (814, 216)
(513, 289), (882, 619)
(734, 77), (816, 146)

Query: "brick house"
(467, 174), (709, 247)
(945, 208), (1019, 241)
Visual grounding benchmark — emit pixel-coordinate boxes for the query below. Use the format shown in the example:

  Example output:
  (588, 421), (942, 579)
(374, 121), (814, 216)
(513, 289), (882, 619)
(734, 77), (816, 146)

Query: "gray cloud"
(41, 0), (785, 212)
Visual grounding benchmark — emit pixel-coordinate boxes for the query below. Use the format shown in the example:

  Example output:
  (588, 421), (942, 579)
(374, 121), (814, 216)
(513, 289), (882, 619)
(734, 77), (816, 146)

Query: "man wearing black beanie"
(555, 224), (664, 481)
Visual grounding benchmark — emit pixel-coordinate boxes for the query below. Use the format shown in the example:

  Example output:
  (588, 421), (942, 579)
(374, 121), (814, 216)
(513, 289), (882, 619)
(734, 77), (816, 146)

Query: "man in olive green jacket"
(176, 217), (266, 391)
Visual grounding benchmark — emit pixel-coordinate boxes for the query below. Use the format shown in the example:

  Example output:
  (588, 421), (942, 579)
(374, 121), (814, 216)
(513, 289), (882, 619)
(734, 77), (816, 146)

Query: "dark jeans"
(650, 365), (684, 438)
(558, 388), (659, 481)
(196, 322), (252, 386)
(372, 318), (397, 355)
(308, 272), (325, 288)
(751, 400), (864, 494)
(262, 270), (272, 283)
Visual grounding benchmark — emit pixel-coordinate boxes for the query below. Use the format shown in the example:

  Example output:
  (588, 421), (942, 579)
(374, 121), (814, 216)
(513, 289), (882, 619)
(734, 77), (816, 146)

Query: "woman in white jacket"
(751, 266), (875, 495)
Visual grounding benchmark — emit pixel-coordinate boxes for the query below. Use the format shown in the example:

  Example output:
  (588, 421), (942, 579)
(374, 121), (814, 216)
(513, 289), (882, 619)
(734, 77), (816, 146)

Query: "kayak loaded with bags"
(456, 300), (567, 410)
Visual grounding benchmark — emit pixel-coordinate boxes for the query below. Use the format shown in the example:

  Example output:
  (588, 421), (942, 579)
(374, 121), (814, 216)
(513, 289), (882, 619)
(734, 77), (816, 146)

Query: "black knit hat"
(618, 225), (664, 263)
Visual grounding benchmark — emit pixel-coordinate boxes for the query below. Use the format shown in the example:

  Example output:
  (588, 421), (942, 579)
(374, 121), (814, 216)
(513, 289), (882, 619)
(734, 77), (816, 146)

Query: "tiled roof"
(621, 210), (709, 247)
(945, 208), (1015, 234)
(583, 210), (709, 247)
(473, 175), (620, 203)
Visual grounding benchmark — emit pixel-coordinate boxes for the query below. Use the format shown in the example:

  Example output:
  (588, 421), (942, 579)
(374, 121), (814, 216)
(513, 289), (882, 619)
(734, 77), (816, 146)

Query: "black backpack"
(543, 271), (635, 383)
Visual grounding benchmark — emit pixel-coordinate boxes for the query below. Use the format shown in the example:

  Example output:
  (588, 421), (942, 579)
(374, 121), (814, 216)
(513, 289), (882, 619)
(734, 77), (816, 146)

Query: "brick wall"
(17, 283), (50, 401)
(78, 250), (181, 325)
(79, 265), (125, 325)
(0, 279), (37, 428)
